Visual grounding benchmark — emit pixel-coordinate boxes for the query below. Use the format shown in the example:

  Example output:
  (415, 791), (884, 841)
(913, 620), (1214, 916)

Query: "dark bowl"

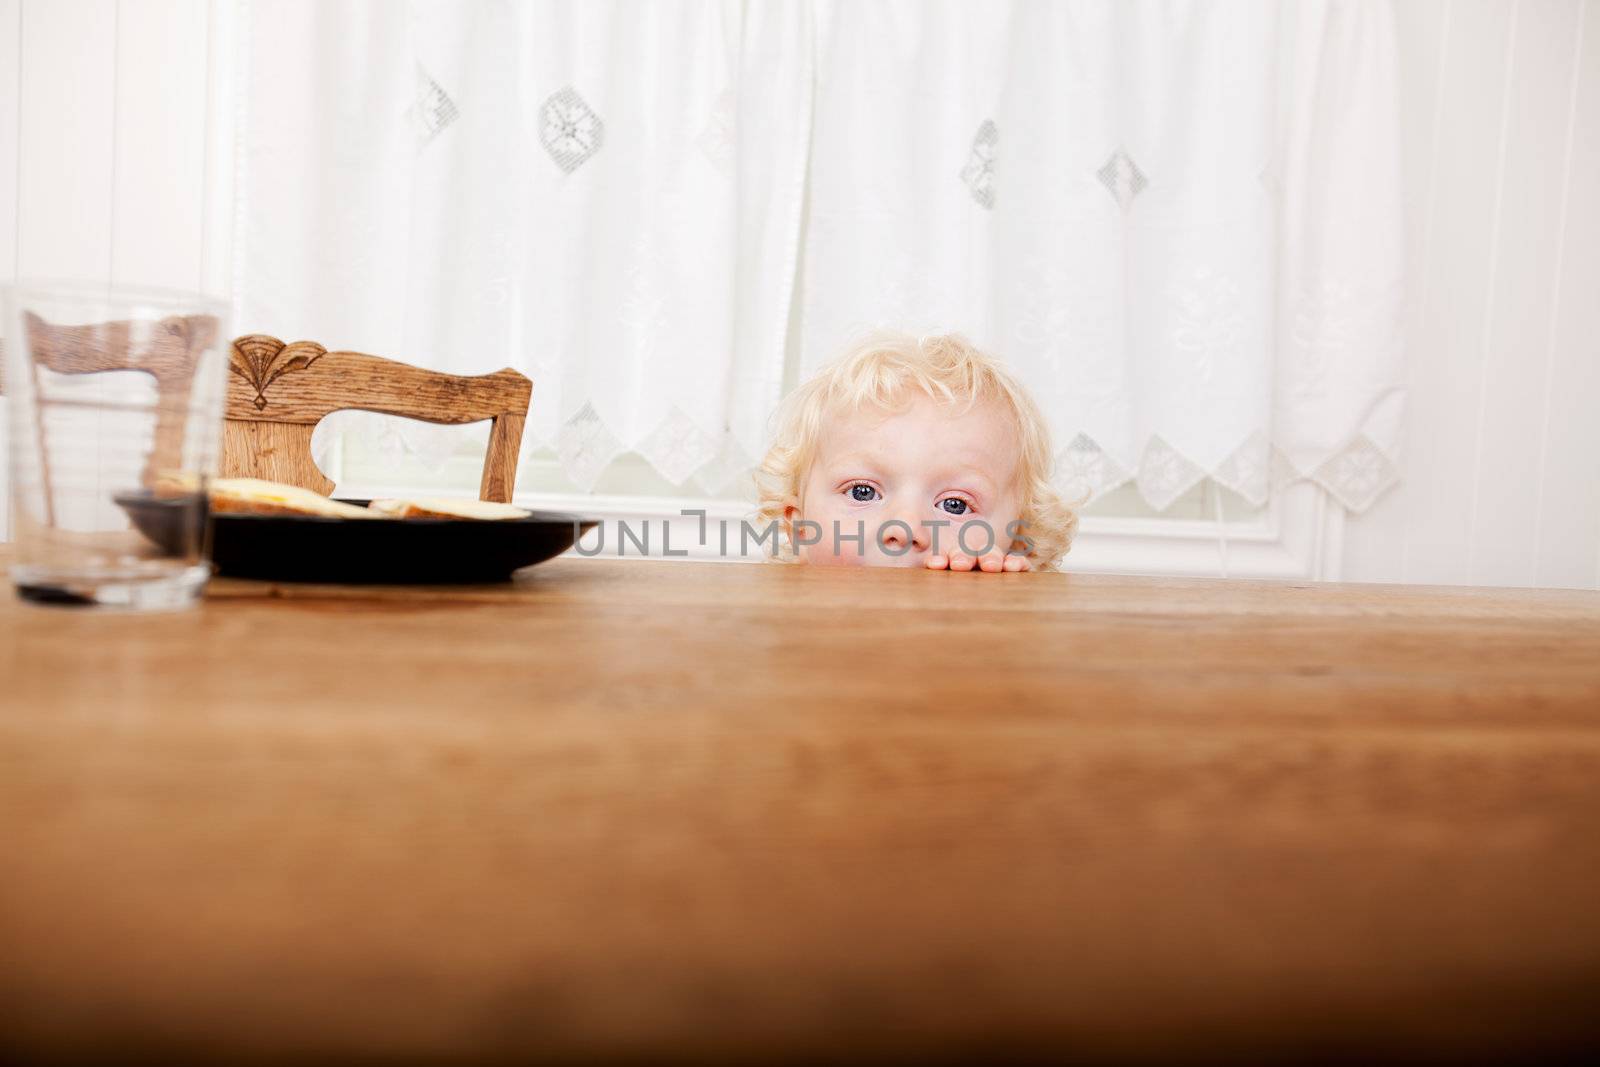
(116, 492), (597, 584)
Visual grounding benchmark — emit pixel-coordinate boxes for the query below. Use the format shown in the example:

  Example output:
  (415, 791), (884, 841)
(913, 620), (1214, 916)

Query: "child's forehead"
(816, 391), (1020, 459)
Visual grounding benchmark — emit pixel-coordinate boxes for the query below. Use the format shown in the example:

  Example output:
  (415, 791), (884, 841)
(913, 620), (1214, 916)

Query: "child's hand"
(925, 552), (1031, 573)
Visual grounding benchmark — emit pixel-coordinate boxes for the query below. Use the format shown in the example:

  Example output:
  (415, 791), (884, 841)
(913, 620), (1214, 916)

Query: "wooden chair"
(5, 316), (533, 503)
(225, 335), (532, 502)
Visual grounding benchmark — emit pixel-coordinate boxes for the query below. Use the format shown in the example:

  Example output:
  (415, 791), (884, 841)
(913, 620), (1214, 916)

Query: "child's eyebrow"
(933, 456), (1000, 487)
(823, 451), (887, 473)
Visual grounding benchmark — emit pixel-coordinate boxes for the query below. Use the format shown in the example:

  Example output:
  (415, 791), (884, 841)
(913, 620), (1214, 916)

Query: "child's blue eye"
(939, 498), (969, 515)
(849, 484), (878, 502)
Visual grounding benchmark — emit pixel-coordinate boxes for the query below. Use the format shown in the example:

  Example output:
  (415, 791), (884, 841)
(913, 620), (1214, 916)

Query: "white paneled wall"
(1342, 0), (1600, 588)
(3, 0), (217, 288)
(1, 0), (1597, 586)
(0, 0), (16, 284)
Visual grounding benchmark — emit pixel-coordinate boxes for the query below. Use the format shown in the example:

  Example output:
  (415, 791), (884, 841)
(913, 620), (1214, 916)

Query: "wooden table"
(3, 554), (1600, 1064)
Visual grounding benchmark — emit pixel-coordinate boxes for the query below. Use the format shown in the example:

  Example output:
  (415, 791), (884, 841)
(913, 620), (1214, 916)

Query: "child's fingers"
(929, 551), (1027, 573)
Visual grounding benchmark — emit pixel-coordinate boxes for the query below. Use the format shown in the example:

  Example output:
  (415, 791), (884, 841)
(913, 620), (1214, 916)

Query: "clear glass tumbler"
(3, 282), (230, 610)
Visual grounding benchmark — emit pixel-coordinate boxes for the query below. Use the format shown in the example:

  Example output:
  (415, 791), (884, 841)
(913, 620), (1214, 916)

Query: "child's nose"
(881, 507), (929, 552)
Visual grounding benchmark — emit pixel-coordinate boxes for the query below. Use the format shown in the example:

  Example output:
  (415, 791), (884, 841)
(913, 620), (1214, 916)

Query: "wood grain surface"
(2, 554), (1599, 1065)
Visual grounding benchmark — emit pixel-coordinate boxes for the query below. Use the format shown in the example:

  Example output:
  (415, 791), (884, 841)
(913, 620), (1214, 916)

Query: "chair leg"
(481, 413), (526, 503)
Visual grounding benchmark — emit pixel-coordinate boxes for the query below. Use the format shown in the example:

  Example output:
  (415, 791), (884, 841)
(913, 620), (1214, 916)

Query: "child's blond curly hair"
(755, 330), (1078, 570)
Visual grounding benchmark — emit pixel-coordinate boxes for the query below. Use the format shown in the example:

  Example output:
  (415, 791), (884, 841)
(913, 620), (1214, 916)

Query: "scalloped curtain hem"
(322, 405), (1399, 515)
(1059, 430), (1400, 515)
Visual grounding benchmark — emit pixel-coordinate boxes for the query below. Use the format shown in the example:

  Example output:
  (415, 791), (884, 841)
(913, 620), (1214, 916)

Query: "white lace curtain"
(237, 0), (1404, 512)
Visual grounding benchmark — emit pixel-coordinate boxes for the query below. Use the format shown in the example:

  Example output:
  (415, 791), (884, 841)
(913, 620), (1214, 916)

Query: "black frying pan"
(116, 491), (597, 584)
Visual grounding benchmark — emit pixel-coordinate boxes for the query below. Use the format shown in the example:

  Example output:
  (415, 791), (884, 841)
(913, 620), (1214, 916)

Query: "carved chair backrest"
(225, 335), (533, 502)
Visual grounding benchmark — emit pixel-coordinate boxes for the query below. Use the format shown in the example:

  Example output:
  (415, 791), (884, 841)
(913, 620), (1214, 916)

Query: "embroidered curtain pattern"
(237, 0), (1405, 512)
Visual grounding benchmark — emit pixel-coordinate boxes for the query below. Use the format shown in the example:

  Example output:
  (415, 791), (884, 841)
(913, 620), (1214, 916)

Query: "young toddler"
(757, 331), (1077, 571)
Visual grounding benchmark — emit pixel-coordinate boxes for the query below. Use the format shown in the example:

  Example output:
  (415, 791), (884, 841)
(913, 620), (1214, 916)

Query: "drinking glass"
(3, 282), (230, 610)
